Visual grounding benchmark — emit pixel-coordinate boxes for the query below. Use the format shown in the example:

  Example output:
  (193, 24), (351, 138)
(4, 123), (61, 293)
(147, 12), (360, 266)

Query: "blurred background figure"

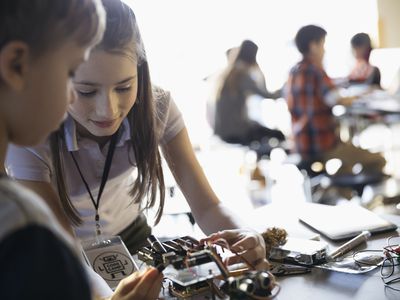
(348, 32), (381, 87)
(285, 25), (386, 177)
(205, 46), (238, 129)
(211, 39), (285, 156)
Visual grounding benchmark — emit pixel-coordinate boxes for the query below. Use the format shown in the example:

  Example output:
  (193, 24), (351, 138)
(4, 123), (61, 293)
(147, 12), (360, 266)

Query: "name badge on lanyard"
(71, 129), (137, 289)
(82, 235), (138, 290)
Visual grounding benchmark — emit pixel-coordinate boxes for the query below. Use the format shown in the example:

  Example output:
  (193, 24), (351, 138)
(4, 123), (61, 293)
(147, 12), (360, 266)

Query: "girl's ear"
(0, 41), (30, 91)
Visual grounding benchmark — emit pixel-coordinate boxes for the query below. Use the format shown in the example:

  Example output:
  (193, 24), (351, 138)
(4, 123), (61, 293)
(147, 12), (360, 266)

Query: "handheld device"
(269, 237), (329, 265)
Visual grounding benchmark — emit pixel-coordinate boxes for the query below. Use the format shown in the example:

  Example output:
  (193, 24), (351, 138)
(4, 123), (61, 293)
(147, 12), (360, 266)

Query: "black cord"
(381, 236), (400, 291)
(351, 235), (400, 292)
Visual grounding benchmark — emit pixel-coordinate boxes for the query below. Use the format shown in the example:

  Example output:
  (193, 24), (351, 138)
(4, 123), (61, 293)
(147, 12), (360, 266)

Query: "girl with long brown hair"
(6, 0), (268, 276)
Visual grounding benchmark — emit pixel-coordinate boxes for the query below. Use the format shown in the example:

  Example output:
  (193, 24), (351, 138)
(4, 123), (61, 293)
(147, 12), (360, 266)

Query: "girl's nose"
(96, 92), (118, 118)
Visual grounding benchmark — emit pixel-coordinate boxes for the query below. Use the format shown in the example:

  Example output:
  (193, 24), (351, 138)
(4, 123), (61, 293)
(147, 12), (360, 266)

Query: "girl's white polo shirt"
(6, 88), (185, 240)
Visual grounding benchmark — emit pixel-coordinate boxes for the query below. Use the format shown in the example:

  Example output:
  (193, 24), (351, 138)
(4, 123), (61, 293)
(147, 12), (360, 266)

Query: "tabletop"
(245, 203), (400, 300)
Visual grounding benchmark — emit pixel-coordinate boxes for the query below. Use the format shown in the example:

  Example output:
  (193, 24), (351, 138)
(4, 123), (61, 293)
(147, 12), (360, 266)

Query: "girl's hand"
(111, 267), (163, 300)
(202, 229), (270, 271)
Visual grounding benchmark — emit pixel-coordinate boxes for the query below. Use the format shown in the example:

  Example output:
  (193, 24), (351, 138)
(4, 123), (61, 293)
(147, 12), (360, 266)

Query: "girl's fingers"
(127, 268), (162, 299)
(143, 273), (164, 300)
(231, 235), (258, 253)
(113, 272), (141, 297)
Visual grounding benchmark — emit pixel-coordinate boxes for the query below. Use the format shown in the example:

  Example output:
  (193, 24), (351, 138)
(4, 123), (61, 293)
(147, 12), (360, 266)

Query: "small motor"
(221, 270), (276, 299)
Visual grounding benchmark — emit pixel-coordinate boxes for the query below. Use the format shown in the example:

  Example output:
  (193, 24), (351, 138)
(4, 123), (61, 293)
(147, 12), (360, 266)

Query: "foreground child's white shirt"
(0, 177), (113, 298)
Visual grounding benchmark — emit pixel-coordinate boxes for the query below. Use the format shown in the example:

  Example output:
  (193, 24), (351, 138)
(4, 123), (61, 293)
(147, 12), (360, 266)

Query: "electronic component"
(168, 280), (211, 299)
(137, 235), (280, 299)
(269, 237), (328, 265)
(270, 263), (311, 276)
(147, 235), (168, 254)
(220, 270), (277, 299)
(138, 235), (213, 270)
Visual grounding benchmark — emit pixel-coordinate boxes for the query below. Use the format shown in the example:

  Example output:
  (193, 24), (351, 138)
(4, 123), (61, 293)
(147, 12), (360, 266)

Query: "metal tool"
(270, 263), (312, 276)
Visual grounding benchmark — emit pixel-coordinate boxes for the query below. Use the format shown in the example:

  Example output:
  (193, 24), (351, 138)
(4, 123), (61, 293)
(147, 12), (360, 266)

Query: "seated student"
(285, 25), (386, 176)
(213, 40), (285, 147)
(6, 0), (269, 271)
(205, 46), (239, 129)
(0, 1), (163, 299)
(348, 32), (381, 87)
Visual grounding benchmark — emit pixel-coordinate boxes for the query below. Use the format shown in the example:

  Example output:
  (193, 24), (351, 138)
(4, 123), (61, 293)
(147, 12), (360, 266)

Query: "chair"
(286, 153), (386, 202)
(328, 172), (387, 197)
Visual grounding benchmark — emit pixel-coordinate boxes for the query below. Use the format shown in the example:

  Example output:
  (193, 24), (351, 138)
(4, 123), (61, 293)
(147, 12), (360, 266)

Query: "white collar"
(63, 115), (131, 152)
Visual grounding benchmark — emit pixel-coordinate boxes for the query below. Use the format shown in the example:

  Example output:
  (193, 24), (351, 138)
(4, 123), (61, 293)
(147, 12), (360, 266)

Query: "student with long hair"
(213, 40), (285, 148)
(6, 0), (268, 272)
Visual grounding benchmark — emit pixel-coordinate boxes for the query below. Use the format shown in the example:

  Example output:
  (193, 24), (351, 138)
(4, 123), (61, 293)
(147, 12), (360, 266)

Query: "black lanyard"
(70, 129), (119, 236)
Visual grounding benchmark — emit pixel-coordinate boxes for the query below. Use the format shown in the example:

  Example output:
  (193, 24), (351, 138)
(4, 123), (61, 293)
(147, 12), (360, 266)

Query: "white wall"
(377, 0), (400, 48)
(124, 0), (379, 144)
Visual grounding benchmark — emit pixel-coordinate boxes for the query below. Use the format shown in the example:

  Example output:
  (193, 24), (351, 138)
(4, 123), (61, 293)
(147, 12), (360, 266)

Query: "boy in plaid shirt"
(286, 25), (385, 176)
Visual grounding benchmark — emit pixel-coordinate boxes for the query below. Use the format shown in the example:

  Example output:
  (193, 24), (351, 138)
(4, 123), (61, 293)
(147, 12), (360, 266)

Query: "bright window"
(125, 0), (378, 144)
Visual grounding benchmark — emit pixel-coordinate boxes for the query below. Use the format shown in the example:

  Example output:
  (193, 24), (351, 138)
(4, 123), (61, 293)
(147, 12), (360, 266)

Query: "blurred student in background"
(212, 40), (285, 152)
(348, 32), (381, 87)
(285, 25), (386, 176)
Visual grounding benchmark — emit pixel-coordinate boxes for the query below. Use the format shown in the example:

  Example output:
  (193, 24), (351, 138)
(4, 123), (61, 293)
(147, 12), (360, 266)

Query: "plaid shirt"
(286, 59), (339, 159)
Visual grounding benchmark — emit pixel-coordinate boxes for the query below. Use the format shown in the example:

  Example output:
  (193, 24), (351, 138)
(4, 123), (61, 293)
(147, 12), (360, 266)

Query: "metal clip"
(270, 263), (312, 276)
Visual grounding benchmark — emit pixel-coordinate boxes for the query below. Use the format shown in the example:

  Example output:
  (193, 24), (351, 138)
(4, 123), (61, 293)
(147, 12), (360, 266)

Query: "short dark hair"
(295, 25), (327, 55)
(351, 33), (372, 49)
(0, 0), (105, 58)
(351, 33), (373, 61)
